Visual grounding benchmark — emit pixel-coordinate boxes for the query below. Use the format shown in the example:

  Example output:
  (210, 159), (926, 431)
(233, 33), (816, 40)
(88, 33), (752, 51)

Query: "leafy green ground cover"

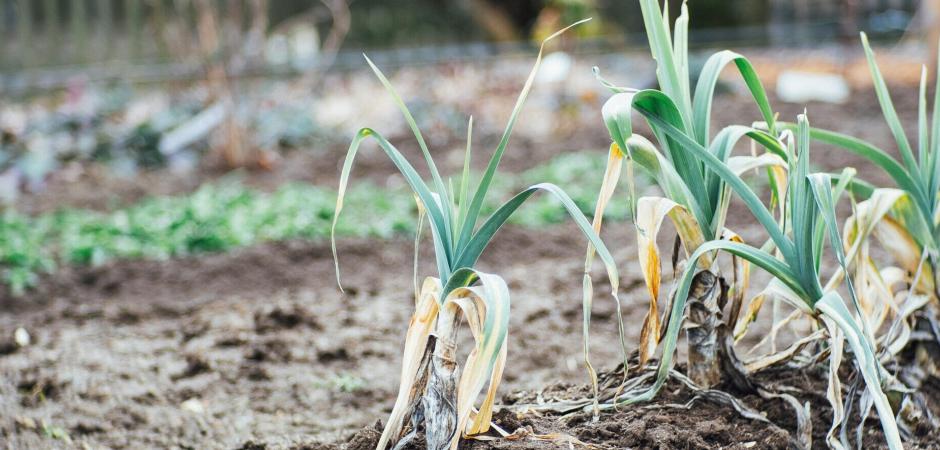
(1, 152), (632, 295)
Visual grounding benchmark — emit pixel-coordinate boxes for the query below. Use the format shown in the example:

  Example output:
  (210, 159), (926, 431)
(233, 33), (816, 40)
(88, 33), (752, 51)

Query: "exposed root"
(471, 428), (599, 449)
(503, 367), (775, 431)
(757, 387), (812, 450)
(492, 297), (940, 450)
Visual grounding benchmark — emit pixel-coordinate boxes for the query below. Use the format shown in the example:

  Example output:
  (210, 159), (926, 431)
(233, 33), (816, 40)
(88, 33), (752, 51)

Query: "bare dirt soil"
(331, 364), (940, 450)
(0, 223), (640, 449)
(2, 222), (939, 449)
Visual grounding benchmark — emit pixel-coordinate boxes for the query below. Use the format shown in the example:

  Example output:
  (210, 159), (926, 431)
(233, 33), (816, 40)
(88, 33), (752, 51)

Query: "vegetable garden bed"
(4, 1), (940, 447)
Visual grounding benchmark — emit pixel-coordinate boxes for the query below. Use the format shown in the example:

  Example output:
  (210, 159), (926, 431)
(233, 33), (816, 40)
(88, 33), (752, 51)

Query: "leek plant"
(331, 22), (621, 450)
(589, 0), (786, 388)
(612, 115), (902, 449)
(780, 34), (940, 369)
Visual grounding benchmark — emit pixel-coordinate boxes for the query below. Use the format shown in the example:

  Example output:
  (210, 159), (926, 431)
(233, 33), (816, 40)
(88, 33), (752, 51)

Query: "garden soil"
(2, 223), (939, 449)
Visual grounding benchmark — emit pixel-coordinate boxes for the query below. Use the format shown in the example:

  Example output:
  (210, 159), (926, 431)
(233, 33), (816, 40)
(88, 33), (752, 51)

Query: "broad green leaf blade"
(455, 183), (619, 291)
(603, 90), (711, 223)
(789, 115), (822, 296)
(636, 90), (709, 212)
(693, 51), (777, 145)
(778, 122), (932, 223)
(442, 267), (481, 297)
(918, 66), (929, 175)
(620, 133), (710, 228)
(637, 0), (692, 126)
(456, 19), (590, 251)
(331, 128), (453, 286)
(673, 3), (691, 106)
(809, 171), (876, 345)
(455, 182), (627, 391)
(860, 33), (924, 190)
(456, 116), (474, 234)
(636, 110), (792, 257)
(602, 92), (634, 154)
(815, 292), (903, 450)
(930, 41), (940, 206)
(705, 126), (787, 234)
(808, 173), (846, 267)
(363, 55), (454, 238)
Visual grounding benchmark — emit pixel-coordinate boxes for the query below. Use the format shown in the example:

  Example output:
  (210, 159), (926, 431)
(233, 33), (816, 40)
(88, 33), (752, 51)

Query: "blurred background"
(0, 0), (939, 293)
(0, 0), (935, 173)
(0, 0), (933, 75)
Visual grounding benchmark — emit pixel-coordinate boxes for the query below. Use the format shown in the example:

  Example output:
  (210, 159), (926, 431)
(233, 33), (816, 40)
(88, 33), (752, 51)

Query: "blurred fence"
(768, 0), (921, 44)
(0, 0), (927, 90)
(0, 0), (296, 70)
(3, 0), (154, 69)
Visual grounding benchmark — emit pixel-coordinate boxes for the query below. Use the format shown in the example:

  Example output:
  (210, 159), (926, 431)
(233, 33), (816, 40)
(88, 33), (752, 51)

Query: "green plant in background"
(589, 0), (786, 390)
(331, 21), (622, 450)
(0, 211), (55, 296)
(316, 373), (366, 393)
(40, 422), (71, 444)
(0, 152), (629, 297)
(0, 180), (415, 296)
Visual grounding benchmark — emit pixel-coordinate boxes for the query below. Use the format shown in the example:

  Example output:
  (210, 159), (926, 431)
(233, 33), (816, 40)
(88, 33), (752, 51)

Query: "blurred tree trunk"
(297, 0), (350, 88)
(194, 0), (248, 168)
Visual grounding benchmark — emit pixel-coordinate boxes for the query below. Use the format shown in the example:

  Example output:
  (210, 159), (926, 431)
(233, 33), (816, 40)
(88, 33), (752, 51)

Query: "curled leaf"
(635, 196), (707, 366)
